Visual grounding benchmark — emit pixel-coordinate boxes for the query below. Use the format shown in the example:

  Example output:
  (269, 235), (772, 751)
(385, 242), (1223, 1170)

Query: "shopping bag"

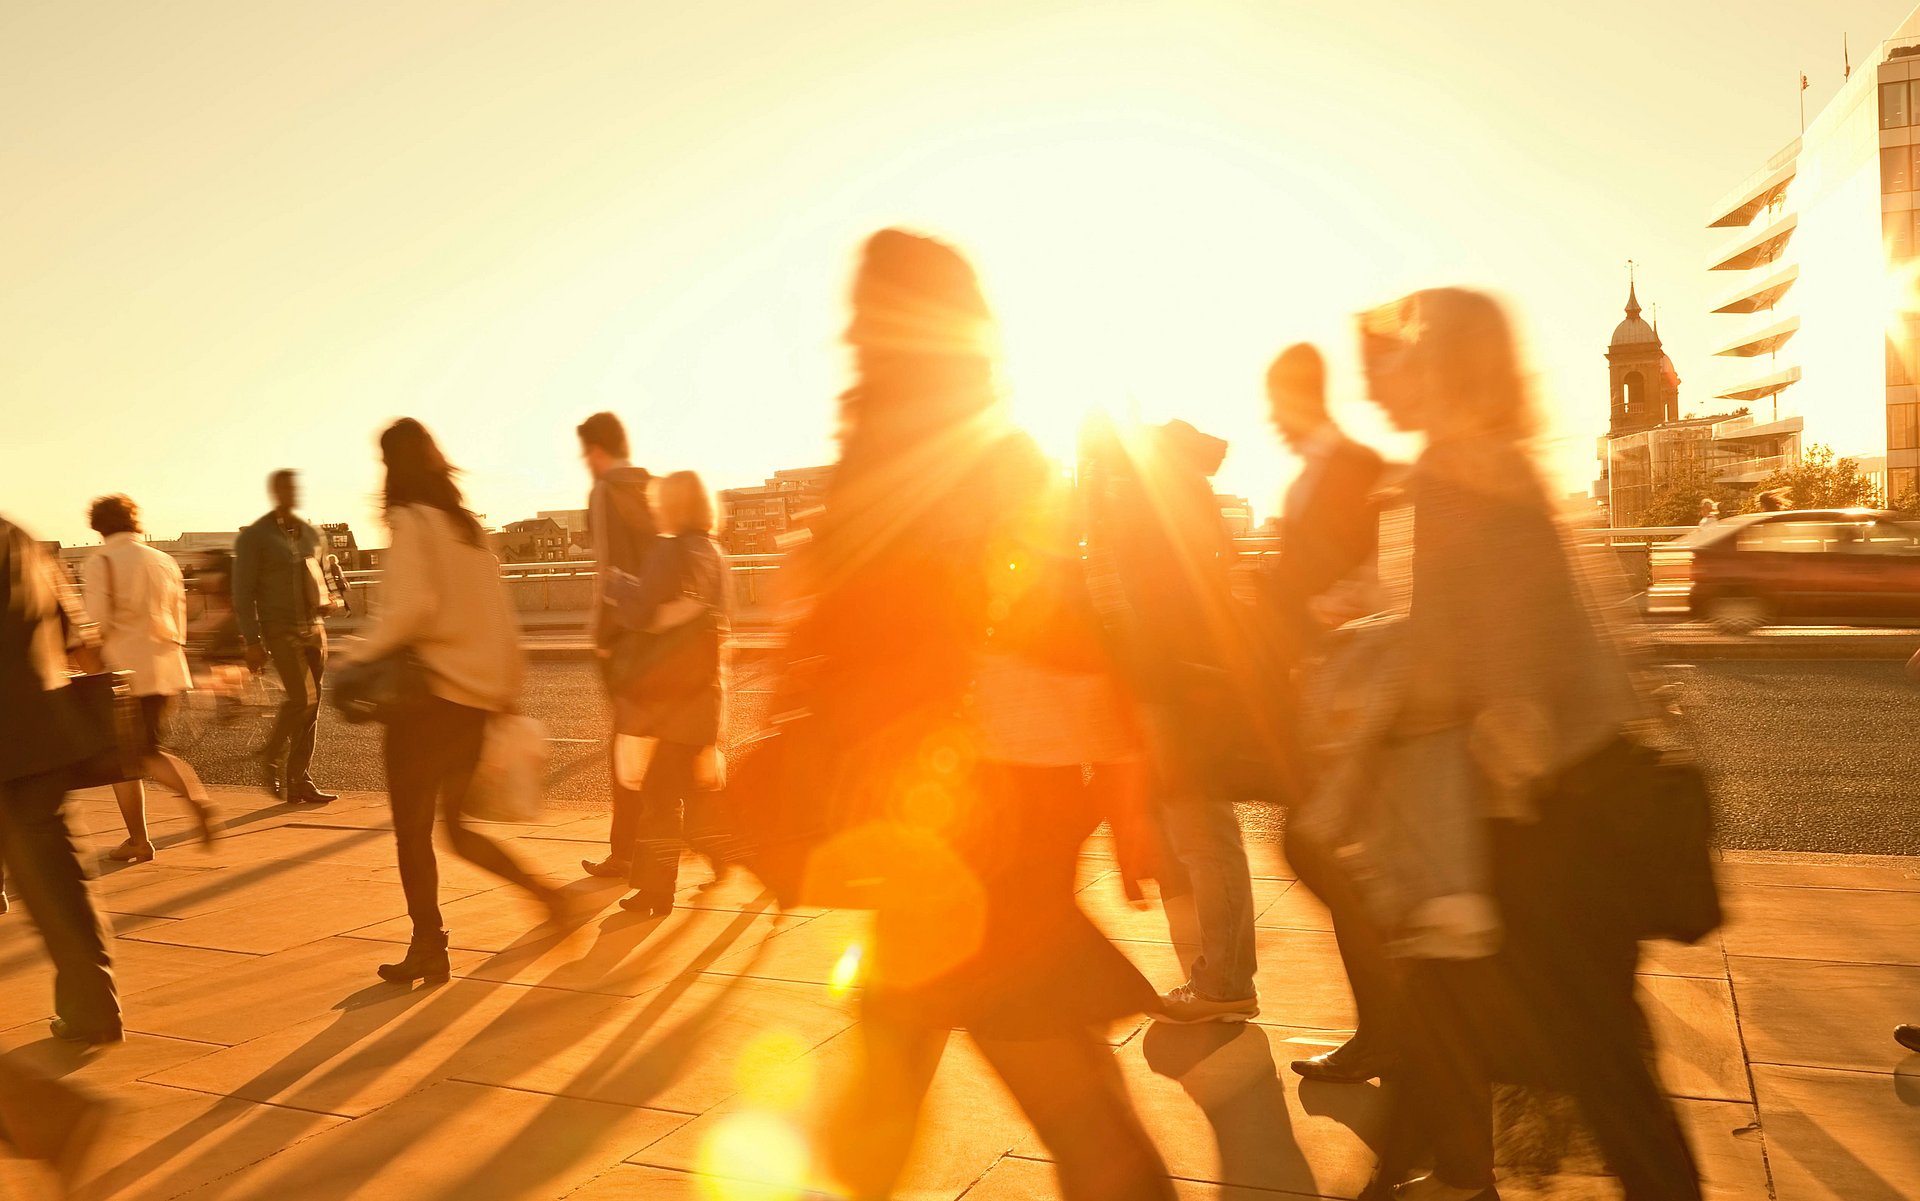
(466, 713), (548, 824)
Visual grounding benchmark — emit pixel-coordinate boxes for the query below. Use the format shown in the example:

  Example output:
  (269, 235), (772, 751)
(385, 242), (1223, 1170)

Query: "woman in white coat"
(82, 495), (218, 862)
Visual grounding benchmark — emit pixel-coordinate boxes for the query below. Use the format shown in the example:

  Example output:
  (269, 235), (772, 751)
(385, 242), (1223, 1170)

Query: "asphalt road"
(167, 655), (1920, 857)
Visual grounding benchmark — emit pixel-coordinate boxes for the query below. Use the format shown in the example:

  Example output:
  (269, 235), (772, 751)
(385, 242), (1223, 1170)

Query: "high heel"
(106, 839), (155, 864)
(377, 930), (451, 984)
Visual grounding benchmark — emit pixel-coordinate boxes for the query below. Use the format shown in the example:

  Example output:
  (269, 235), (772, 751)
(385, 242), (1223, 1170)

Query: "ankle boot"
(378, 929), (451, 984)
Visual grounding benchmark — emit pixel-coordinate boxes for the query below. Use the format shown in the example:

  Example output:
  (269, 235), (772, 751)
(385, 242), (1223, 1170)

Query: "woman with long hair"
(1350, 289), (1699, 1200)
(790, 229), (1172, 1201)
(348, 418), (564, 985)
(80, 494), (219, 862)
(610, 469), (730, 916)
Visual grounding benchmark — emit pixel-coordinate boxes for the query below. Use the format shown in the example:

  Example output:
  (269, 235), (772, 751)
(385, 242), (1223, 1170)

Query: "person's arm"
(352, 508), (435, 662)
(79, 552), (109, 639)
(232, 526), (262, 646)
(587, 481), (609, 644)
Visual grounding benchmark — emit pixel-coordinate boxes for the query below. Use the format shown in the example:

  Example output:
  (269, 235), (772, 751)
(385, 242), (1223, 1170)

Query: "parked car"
(1647, 508), (1920, 629)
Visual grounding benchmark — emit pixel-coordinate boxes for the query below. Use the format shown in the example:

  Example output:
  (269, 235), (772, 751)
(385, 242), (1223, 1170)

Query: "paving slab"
(1752, 1064), (1920, 1201)
(1721, 884), (1920, 966)
(1084, 1020), (1384, 1198)
(124, 875), (474, 956)
(146, 977), (627, 1117)
(1639, 974), (1749, 1103)
(1728, 956), (1920, 1075)
(0, 939), (252, 1034)
(1718, 854), (1920, 893)
(347, 880), (618, 951)
(1638, 935), (1727, 979)
(634, 1025), (1030, 1201)
(1120, 927), (1359, 1033)
(457, 902), (802, 998)
(171, 1078), (686, 1201)
(100, 858), (379, 920)
(125, 936), (483, 1047)
(1087, 876), (1293, 943)
(561, 1163), (712, 1200)
(0, 1083), (344, 1201)
(454, 976), (857, 1114)
(962, 1154), (1328, 1199)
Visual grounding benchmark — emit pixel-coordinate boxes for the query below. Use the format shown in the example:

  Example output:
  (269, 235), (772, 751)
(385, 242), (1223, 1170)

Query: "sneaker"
(1154, 982), (1260, 1024)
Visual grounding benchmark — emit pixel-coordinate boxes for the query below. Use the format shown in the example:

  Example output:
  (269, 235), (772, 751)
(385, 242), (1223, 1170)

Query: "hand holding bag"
(328, 651), (430, 725)
(65, 670), (142, 789)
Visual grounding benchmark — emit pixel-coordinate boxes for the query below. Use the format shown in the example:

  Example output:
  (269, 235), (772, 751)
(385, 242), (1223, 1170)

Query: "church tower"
(1606, 273), (1681, 435)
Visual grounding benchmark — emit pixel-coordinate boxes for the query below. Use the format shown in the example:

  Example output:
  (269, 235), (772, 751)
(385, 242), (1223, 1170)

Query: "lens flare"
(735, 1030), (815, 1111)
(830, 942), (863, 996)
(696, 1111), (810, 1201)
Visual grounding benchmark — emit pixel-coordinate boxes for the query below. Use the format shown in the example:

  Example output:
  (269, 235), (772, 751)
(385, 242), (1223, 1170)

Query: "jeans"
(1160, 794), (1258, 1001)
(627, 740), (701, 901)
(385, 696), (547, 943)
(0, 768), (118, 1033)
(262, 624), (326, 790)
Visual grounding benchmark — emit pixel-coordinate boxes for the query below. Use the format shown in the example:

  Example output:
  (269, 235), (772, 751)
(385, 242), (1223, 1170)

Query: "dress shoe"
(48, 1018), (124, 1048)
(378, 930), (451, 985)
(581, 857), (630, 879)
(1897, 1024), (1920, 1054)
(1153, 982), (1260, 1024)
(618, 891), (674, 918)
(288, 786), (337, 804)
(105, 839), (156, 864)
(1291, 1037), (1394, 1083)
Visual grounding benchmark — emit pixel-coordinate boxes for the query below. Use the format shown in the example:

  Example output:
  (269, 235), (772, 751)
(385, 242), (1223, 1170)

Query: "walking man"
(1259, 344), (1398, 1083)
(576, 412), (657, 878)
(234, 469), (337, 804)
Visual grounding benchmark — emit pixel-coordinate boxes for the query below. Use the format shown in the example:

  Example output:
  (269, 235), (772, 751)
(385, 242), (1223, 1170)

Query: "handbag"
(65, 670), (142, 789)
(465, 713), (548, 823)
(328, 651), (431, 725)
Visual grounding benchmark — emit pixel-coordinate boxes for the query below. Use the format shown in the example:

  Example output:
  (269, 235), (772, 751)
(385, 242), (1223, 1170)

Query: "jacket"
(609, 532), (730, 744)
(588, 465), (655, 649)
(1262, 431), (1385, 661)
(233, 512), (326, 644)
(350, 505), (524, 712)
(0, 518), (104, 782)
(83, 533), (193, 697)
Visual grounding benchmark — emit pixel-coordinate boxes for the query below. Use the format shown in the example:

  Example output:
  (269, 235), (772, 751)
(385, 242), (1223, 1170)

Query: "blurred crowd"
(0, 228), (1736, 1201)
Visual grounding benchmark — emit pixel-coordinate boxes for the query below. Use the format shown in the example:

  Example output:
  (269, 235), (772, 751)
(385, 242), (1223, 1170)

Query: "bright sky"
(5, 0), (1915, 546)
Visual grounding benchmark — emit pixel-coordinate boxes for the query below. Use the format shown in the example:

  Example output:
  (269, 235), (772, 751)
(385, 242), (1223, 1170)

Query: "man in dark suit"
(1259, 345), (1401, 1086)
(233, 469), (337, 804)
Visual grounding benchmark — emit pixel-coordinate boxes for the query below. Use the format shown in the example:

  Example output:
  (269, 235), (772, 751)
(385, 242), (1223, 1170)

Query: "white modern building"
(1703, 10), (1920, 501)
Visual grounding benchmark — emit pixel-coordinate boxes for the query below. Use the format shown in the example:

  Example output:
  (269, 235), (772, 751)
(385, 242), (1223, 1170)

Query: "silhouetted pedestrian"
(576, 411), (657, 880)
(233, 470), (337, 804)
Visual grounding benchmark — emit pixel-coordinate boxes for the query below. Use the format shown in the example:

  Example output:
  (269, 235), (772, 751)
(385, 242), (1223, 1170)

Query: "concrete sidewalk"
(1, 787), (1915, 1200)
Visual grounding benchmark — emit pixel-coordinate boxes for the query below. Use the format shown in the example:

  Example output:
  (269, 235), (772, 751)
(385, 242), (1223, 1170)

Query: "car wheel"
(1708, 593), (1771, 634)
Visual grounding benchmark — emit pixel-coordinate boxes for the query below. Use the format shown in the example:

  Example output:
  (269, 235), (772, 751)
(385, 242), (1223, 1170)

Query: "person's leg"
(284, 634), (326, 794)
(0, 769), (118, 1036)
(1379, 959), (1496, 1196)
(259, 630), (309, 782)
(626, 742), (695, 908)
(974, 1029), (1175, 1201)
(824, 1013), (948, 1201)
(383, 709), (445, 947)
(0, 1053), (109, 1179)
(1159, 793), (1257, 1005)
(108, 779), (152, 856)
(438, 704), (554, 909)
(1284, 819), (1401, 1076)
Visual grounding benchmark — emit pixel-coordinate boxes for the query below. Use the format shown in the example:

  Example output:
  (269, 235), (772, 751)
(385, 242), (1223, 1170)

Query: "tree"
(1639, 457), (1741, 527)
(1746, 444), (1880, 512)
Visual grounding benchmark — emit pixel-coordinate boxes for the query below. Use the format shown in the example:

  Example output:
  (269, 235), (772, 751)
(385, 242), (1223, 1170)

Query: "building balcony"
(1716, 454), (1793, 485)
(1707, 145), (1799, 229)
(1711, 213), (1798, 271)
(1714, 316), (1801, 358)
(1716, 365), (1802, 403)
(1712, 264), (1799, 314)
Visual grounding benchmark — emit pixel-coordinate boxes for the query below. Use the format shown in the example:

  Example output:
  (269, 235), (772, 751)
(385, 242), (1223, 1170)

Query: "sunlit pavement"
(2, 786), (1916, 1200)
